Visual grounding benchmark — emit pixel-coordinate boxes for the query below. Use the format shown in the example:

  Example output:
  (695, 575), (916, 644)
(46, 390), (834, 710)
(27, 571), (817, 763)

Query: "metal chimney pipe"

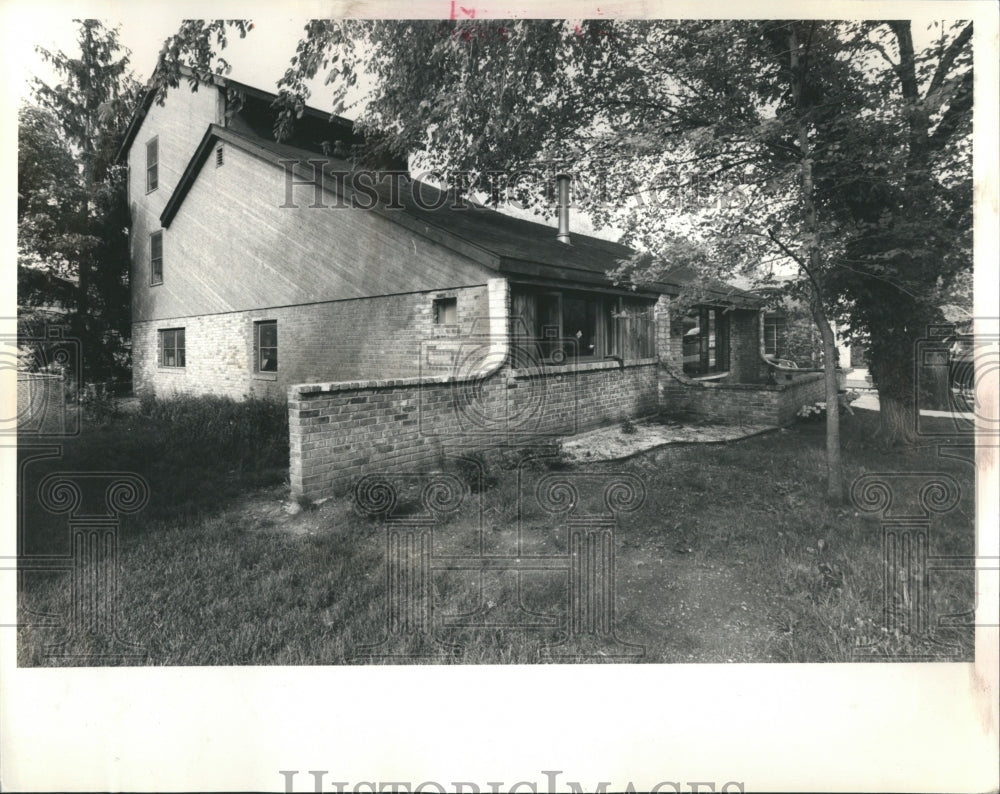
(556, 173), (571, 245)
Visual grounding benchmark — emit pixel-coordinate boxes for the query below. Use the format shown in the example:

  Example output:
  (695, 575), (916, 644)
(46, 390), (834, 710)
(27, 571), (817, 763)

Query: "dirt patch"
(560, 418), (777, 463)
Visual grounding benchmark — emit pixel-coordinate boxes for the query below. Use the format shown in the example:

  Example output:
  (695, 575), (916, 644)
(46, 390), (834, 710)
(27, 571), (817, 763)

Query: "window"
(682, 307), (730, 376)
(150, 231), (163, 285)
(158, 328), (185, 368)
(150, 231), (163, 284)
(512, 287), (655, 364)
(146, 137), (158, 192)
(433, 297), (457, 325)
(255, 320), (277, 372)
(764, 316), (786, 358)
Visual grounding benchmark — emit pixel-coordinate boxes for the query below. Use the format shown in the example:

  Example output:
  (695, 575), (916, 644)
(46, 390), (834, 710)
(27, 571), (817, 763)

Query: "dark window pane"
(151, 232), (163, 283)
(683, 308), (728, 376)
(146, 138), (158, 192)
(433, 298), (457, 325)
(159, 328), (185, 368)
(563, 296), (597, 358)
(256, 321), (277, 372)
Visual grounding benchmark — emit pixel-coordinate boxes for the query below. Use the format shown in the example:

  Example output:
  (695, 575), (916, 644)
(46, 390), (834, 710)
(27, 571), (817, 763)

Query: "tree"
(153, 18), (973, 497)
(19, 19), (141, 381)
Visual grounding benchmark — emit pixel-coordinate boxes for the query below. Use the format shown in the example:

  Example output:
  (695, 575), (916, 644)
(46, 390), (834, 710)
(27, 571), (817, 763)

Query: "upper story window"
(146, 137), (158, 192)
(682, 307), (730, 376)
(150, 231), (163, 285)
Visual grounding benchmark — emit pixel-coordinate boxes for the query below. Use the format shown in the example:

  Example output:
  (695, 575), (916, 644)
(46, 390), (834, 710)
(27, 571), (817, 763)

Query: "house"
(120, 71), (826, 499)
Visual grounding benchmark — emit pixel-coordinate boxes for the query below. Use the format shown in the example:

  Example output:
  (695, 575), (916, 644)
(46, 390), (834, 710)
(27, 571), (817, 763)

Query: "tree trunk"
(812, 305), (843, 500)
(868, 348), (919, 445)
(790, 23), (843, 502)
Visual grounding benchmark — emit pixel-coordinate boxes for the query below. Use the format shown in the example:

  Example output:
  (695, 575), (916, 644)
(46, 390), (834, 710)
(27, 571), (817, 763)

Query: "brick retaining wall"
(289, 359), (659, 499)
(659, 370), (826, 427)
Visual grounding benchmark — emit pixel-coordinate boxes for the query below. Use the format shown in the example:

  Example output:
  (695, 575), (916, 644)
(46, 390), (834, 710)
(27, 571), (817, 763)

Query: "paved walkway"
(560, 419), (777, 463)
(853, 391), (975, 420)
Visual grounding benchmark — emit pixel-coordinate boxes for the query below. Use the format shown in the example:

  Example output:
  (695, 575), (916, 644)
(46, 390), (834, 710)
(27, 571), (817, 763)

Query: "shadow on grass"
(16, 403), (977, 665)
(17, 394), (289, 556)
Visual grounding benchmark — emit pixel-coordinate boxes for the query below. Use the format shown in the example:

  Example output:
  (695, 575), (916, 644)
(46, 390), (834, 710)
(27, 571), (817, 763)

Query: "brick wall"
(133, 285), (489, 399)
(289, 359), (659, 499)
(659, 370), (826, 427)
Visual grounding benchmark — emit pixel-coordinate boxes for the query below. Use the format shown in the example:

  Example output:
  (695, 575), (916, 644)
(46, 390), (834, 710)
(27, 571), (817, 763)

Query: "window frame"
(682, 306), (730, 377)
(512, 286), (655, 365)
(150, 231), (163, 285)
(763, 316), (786, 358)
(432, 296), (458, 326)
(158, 328), (185, 369)
(146, 136), (159, 193)
(254, 320), (278, 373)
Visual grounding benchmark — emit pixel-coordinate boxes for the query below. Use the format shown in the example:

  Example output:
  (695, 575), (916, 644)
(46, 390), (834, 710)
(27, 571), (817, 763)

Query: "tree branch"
(926, 22), (973, 99)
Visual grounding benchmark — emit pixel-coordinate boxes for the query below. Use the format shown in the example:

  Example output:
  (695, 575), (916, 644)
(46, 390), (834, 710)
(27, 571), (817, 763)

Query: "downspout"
(467, 277), (509, 379)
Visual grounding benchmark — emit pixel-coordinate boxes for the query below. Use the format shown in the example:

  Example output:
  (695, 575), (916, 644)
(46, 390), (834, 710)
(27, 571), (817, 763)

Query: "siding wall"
(133, 141), (494, 324)
(128, 86), (223, 316)
(133, 285), (490, 399)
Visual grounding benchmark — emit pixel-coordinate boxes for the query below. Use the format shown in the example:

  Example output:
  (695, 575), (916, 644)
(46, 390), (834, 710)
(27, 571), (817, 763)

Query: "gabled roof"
(116, 66), (364, 166)
(144, 70), (760, 305)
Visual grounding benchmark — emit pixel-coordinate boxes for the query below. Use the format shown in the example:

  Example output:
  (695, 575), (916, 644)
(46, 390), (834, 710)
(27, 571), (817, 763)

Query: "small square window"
(158, 328), (185, 368)
(433, 297), (457, 326)
(146, 137), (158, 192)
(150, 231), (163, 285)
(255, 320), (277, 372)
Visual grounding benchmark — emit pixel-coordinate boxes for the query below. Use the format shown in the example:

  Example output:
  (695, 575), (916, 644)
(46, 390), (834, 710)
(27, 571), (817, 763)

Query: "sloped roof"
(147, 73), (759, 305)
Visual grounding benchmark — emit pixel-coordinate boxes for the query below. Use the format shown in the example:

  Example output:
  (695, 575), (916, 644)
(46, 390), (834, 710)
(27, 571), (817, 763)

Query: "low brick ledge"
(660, 367), (826, 392)
(510, 357), (658, 378)
(291, 357), (660, 398)
(290, 374), (453, 397)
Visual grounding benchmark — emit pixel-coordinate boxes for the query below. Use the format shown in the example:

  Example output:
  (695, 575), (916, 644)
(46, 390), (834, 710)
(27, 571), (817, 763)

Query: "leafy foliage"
(150, 18), (972, 452)
(19, 20), (142, 381)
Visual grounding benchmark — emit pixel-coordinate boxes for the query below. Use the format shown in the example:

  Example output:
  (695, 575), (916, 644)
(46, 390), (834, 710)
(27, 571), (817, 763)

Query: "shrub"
(81, 382), (121, 424)
(135, 393), (288, 474)
(620, 417), (638, 435)
(447, 451), (499, 493)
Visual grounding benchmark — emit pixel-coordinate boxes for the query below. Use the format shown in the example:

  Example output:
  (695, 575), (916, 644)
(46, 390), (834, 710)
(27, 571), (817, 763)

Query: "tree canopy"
(19, 20), (141, 381)
(145, 18), (975, 465)
(268, 19), (972, 450)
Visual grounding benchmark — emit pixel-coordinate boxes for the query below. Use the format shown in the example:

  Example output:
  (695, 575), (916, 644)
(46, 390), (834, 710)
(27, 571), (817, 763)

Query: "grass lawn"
(16, 399), (976, 665)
